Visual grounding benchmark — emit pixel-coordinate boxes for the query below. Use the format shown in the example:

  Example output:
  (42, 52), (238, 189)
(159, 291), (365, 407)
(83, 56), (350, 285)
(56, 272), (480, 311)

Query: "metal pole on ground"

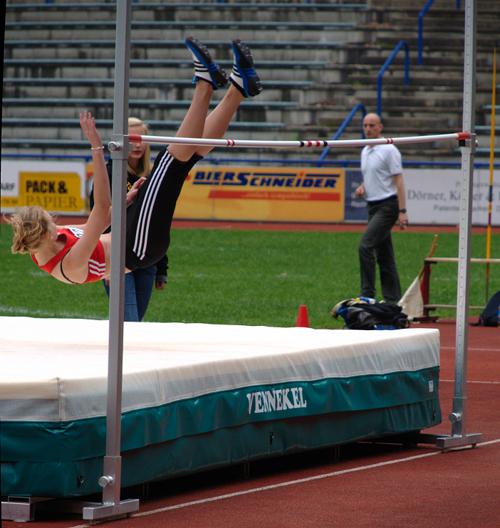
(83, 0), (140, 520)
(436, 0), (482, 450)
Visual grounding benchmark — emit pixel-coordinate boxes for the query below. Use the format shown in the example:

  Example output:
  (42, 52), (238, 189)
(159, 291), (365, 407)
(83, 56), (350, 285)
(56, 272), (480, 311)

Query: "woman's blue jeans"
(103, 265), (156, 321)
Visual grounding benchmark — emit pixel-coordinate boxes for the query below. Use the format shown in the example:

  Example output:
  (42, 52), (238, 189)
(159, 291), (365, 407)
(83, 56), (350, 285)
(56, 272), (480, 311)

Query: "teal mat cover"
(1, 367), (440, 497)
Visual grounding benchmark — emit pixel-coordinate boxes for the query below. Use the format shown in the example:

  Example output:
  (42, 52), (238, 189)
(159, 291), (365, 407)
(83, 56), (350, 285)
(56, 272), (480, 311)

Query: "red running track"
(4, 323), (499, 528)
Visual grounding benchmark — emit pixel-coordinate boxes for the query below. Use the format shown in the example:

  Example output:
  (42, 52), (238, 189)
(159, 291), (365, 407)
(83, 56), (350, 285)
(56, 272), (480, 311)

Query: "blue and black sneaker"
(185, 36), (228, 89)
(229, 39), (262, 98)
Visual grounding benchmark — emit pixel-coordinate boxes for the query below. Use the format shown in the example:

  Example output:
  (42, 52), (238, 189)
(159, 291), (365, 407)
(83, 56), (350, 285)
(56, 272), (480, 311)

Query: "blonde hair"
(128, 116), (151, 179)
(9, 206), (54, 254)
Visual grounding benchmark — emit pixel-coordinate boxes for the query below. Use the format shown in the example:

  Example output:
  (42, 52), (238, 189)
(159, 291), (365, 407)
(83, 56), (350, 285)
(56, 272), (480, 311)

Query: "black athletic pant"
(358, 195), (401, 303)
(125, 149), (201, 270)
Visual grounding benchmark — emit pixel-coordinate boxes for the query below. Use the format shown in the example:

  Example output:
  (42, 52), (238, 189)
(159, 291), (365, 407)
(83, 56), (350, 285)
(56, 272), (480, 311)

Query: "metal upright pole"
(83, 0), (140, 519)
(436, 0), (482, 450)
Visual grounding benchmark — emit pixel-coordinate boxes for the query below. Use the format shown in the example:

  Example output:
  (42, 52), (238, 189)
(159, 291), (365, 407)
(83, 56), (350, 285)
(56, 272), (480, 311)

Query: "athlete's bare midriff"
(99, 232), (132, 276)
(98, 233), (113, 278)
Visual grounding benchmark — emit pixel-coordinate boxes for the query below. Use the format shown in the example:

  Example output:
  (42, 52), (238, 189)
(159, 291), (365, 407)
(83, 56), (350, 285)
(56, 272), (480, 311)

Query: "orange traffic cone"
(295, 304), (310, 327)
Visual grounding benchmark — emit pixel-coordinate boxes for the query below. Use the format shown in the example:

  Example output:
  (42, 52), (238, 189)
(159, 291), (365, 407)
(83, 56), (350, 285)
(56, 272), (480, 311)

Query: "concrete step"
(0, 119), (286, 143)
(1, 77), (313, 102)
(4, 20), (366, 44)
(361, 49), (492, 69)
(376, 33), (498, 50)
(318, 111), (461, 131)
(344, 67), (493, 93)
(369, 8), (500, 30)
(3, 61), (337, 86)
(5, 75), (485, 108)
(4, 40), (350, 63)
(6, 2), (371, 24)
(1, 97), (296, 124)
(3, 28), (365, 44)
(369, 0), (500, 11)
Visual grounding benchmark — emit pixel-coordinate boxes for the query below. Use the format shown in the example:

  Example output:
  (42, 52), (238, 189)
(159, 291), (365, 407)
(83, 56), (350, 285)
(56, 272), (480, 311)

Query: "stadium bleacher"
(2, 0), (499, 161)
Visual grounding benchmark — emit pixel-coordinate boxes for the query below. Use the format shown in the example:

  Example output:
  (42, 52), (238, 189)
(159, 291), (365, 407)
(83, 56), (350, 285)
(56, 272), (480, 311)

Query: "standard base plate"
(435, 433), (483, 450)
(1, 497), (49, 522)
(82, 498), (140, 522)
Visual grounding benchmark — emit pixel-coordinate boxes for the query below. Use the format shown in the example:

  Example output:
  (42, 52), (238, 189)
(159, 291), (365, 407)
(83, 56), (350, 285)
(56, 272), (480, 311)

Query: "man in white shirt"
(355, 113), (408, 303)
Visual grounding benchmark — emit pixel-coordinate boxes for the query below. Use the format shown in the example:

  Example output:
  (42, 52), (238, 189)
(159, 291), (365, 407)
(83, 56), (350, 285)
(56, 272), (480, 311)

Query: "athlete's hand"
(126, 177), (146, 206)
(80, 112), (103, 149)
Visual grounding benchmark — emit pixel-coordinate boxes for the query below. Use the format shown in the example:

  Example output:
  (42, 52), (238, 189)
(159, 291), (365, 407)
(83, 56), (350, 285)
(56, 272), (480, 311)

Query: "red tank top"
(31, 227), (107, 284)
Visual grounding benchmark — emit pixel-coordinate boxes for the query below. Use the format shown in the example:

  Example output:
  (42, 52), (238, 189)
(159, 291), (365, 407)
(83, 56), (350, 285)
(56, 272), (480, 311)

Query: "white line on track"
(441, 346), (499, 352)
(67, 438), (500, 528)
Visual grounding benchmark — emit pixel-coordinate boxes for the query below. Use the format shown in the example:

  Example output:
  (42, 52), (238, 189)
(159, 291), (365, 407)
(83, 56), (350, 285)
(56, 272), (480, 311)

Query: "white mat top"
(0, 317), (439, 421)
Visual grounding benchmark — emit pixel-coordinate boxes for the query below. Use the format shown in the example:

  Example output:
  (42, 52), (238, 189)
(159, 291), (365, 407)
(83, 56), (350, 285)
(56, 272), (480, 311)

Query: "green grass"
(1, 223), (499, 328)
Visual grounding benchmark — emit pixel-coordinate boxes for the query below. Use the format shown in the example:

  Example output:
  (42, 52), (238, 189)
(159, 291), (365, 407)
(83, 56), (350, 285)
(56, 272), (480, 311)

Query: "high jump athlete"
(10, 38), (262, 285)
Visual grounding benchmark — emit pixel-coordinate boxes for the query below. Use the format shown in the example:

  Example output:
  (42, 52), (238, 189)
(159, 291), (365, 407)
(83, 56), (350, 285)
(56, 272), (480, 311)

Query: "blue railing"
(316, 103), (367, 167)
(418, 0), (435, 65)
(418, 0), (462, 65)
(377, 40), (410, 116)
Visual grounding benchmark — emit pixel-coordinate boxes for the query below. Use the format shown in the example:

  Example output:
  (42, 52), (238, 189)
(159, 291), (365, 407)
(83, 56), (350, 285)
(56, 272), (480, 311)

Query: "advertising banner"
(344, 169), (368, 222)
(2, 159), (497, 226)
(344, 167), (500, 226)
(1, 160), (87, 215)
(404, 168), (500, 226)
(175, 165), (346, 222)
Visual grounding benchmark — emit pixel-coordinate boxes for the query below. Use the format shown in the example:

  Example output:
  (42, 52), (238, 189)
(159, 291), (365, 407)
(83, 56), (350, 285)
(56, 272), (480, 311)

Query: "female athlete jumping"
(10, 38), (262, 284)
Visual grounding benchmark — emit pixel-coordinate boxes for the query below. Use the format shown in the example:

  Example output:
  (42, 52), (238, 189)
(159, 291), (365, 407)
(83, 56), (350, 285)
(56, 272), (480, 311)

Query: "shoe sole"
(185, 37), (227, 88)
(231, 39), (262, 97)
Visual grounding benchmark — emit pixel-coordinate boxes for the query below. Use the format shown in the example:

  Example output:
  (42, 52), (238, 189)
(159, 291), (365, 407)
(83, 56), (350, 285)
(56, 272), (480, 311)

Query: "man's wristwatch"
(399, 208), (407, 214)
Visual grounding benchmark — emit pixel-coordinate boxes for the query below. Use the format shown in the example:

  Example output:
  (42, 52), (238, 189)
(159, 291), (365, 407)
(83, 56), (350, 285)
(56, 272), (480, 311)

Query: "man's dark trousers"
(358, 196), (401, 303)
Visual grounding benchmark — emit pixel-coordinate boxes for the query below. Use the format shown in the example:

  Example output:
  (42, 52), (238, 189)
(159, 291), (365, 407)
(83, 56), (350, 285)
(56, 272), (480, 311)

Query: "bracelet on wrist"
(91, 145), (104, 151)
(399, 208), (407, 214)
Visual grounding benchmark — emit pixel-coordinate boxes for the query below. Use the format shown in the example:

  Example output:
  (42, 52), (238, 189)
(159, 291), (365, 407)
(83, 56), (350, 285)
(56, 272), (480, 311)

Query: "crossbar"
(125, 132), (469, 150)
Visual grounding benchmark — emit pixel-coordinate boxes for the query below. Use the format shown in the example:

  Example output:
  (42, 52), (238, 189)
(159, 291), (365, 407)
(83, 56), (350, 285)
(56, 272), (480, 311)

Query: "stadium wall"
(1, 159), (499, 226)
